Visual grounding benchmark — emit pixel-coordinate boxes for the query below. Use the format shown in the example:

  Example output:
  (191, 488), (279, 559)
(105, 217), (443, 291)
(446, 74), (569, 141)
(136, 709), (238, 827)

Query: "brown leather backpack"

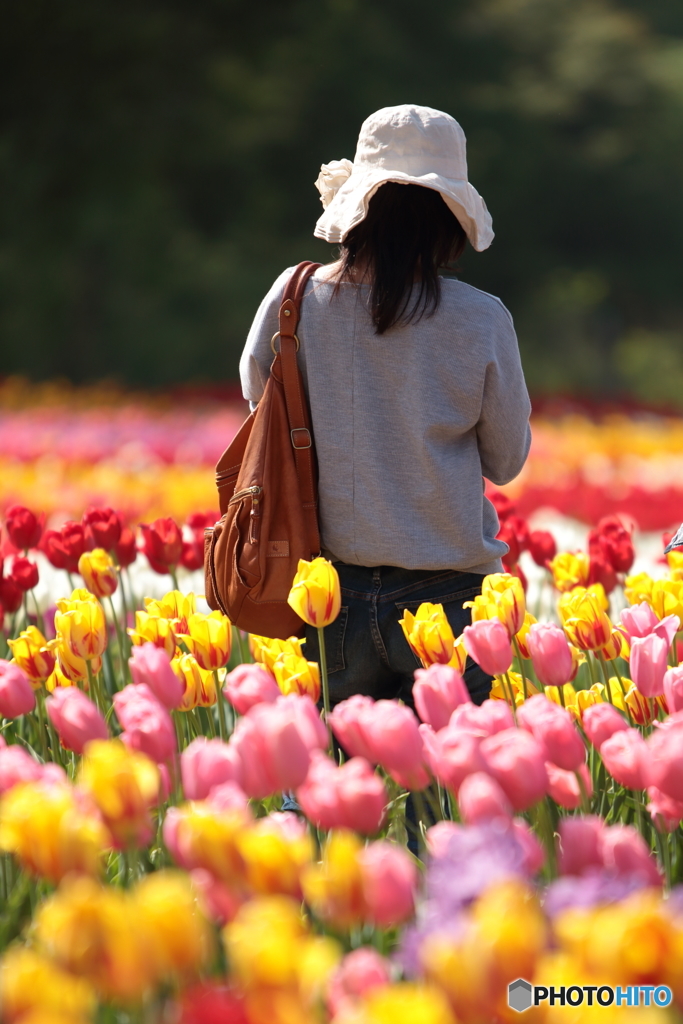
(204, 261), (322, 639)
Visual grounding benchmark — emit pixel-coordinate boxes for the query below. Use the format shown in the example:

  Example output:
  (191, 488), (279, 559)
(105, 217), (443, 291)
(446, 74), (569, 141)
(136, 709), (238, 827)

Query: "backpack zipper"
(228, 485), (262, 505)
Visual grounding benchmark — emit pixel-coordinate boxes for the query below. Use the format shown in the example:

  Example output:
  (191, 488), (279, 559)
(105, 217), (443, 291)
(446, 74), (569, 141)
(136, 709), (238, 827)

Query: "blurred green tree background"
(2, 0), (683, 400)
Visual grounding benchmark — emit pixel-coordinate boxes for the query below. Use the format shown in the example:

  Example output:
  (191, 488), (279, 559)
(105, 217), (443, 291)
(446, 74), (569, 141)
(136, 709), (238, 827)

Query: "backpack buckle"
(291, 428), (312, 449)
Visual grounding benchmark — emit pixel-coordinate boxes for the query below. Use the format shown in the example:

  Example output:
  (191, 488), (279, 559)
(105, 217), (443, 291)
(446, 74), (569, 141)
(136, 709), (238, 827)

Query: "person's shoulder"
(440, 277), (514, 327)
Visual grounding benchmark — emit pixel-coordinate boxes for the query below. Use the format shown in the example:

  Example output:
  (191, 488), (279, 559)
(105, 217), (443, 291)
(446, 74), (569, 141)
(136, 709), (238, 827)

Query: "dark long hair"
(335, 182), (467, 334)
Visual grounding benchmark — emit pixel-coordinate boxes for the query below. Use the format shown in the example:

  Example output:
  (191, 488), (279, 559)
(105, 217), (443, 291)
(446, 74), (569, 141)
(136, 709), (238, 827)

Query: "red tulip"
(114, 520), (137, 568)
(82, 506), (122, 551)
(488, 490), (515, 522)
(181, 537), (204, 571)
(0, 575), (23, 614)
(5, 506), (43, 550)
(42, 522), (86, 573)
(9, 557), (39, 592)
(140, 517), (183, 574)
(528, 529), (557, 568)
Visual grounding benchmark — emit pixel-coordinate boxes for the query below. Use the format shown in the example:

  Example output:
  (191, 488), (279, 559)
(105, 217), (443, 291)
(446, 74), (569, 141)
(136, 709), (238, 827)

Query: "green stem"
(34, 691), (49, 762)
(85, 661), (101, 714)
(233, 624), (246, 665)
(67, 571), (76, 592)
(597, 655), (614, 705)
(317, 625), (333, 749)
(512, 636), (528, 701)
(107, 595), (128, 687)
(169, 568), (180, 591)
(502, 671), (518, 721)
(213, 670), (228, 741)
(30, 589), (45, 634)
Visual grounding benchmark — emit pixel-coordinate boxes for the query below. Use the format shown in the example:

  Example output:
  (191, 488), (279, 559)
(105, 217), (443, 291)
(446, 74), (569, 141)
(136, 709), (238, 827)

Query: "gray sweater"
(239, 266), (531, 575)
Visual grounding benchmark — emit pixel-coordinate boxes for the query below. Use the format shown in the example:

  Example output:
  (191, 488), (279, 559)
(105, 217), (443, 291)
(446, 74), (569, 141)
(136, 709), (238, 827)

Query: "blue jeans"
(304, 563), (493, 709)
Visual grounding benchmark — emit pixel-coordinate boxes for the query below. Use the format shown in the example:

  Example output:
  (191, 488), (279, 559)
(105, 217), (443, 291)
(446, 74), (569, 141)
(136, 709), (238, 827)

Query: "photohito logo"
(508, 979), (673, 1012)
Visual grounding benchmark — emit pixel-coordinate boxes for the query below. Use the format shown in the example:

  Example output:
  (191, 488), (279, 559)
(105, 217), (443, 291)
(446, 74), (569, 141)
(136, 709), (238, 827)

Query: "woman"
(240, 104), (531, 709)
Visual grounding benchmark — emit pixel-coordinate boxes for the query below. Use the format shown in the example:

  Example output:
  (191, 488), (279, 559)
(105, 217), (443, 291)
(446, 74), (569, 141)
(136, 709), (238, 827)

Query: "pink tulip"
(545, 762), (592, 809)
(582, 702), (628, 751)
(413, 664), (470, 731)
(457, 771), (512, 825)
(425, 820), (463, 858)
(480, 728), (548, 810)
(296, 751), (386, 835)
(647, 786), (683, 832)
(129, 642), (184, 709)
(600, 728), (651, 790)
(526, 623), (575, 688)
(191, 868), (242, 925)
(46, 687), (109, 754)
(113, 684), (176, 765)
(330, 697), (428, 790)
(181, 737), (244, 800)
(449, 699), (514, 736)
(223, 662), (280, 714)
(359, 841), (417, 928)
(557, 816), (605, 876)
(599, 824), (662, 886)
(327, 949), (391, 1020)
(463, 619), (513, 676)
(230, 694), (327, 798)
(328, 695), (377, 762)
(511, 819), (545, 875)
(629, 633), (669, 698)
(206, 780), (250, 813)
(517, 694), (585, 771)
(0, 745), (44, 795)
(648, 720), (683, 802)
(420, 723), (485, 793)
(0, 660), (35, 718)
(664, 666), (683, 714)
(620, 603), (679, 645)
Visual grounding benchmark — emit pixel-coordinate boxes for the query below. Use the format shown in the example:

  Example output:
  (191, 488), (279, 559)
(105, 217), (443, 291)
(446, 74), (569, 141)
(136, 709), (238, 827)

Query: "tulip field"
(4, 385), (683, 1022)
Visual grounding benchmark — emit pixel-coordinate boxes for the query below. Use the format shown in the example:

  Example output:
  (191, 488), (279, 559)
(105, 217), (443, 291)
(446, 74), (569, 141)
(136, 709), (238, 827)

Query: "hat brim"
(314, 167), (494, 252)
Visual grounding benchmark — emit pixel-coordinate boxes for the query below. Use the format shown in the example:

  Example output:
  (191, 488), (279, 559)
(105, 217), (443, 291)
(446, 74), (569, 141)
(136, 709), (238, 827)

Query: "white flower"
(314, 159), (354, 208)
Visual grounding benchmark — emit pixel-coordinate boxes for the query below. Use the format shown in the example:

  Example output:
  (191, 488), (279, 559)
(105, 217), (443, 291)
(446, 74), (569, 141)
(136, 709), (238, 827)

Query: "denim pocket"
(304, 606), (349, 675)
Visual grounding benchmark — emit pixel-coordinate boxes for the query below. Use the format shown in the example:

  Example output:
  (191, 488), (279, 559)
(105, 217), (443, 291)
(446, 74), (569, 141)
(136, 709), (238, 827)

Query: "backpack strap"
(276, 261), (322, 558)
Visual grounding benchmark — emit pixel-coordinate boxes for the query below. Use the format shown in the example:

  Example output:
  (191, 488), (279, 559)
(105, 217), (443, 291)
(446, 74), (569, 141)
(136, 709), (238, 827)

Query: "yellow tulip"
(34, 876), (154, 1003)
(54, 597), (107, 661)
(224, 895), (339, 1008)
(650, 578), (683, 622)
(350, 984), (455, 1024)
(480, 572), (526, 635)
(45, 661), (76, 692)
(624, 571), (655, 607)
(144, 590), (197, 633)
(165, 801), (249, 884)
(250, 634), (304, 672)
(558, 583), (608, 623)
(544, 682), (579, 714)
(178, 610), (232, 670)
(78, 740), (159, 850)
(548, 551), (590, 593)
(0, 781), (110, 884)
(301, 831), (366, 929)
(451, 634), (467, 673)
(489, 671), (539, 707)
(78, 548), (118, 598)
(171, 652), (217, 710)
(272, 652), (321, 702)
(135, 870), (214, 980)
(473, 880), (547, 990)
(399, 603), (456, 667)
(287, 557), (341, 628)
(128, 610), (177, 658)
(0, 946), (96, 1024)
(562, 591), (613, 651)
(514, 611), (537, 658)
(237, 818), (314, 898)
(7, 625), (55, 686)
(48, 625), (101, 684)
(598, 627), (629, 661)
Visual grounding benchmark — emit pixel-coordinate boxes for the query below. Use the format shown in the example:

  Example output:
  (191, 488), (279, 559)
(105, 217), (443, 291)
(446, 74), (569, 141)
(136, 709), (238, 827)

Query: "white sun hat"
(314, 104), (494, 252)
